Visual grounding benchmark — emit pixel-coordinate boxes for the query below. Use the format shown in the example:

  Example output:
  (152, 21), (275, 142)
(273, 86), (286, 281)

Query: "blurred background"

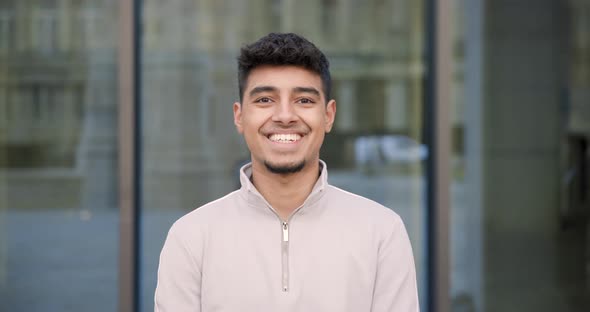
(0, 0), (588, 311)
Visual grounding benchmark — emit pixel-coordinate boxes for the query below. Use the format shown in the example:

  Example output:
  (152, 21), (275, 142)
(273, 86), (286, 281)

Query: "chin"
(264, 160), (306, 174)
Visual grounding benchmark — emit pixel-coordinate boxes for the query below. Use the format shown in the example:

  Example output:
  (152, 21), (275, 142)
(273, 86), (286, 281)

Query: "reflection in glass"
(140, 0), (426, 311)
(0, 1), (119, 311)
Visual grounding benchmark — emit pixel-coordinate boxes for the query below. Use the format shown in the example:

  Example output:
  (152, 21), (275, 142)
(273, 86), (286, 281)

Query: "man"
(155, 33), (419, 312)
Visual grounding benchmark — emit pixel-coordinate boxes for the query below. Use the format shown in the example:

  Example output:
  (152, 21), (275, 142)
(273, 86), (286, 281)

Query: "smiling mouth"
(268, 133), (302, 143)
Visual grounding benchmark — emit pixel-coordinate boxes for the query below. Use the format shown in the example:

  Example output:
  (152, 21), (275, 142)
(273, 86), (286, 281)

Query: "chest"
(199, 215), (378, 311)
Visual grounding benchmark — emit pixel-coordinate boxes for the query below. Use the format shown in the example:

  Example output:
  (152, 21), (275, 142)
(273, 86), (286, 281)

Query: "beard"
(264, 160), (306, 175)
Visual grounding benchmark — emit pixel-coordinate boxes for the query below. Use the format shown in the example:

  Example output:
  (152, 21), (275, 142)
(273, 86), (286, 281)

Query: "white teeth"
(269, 133), (302, 143)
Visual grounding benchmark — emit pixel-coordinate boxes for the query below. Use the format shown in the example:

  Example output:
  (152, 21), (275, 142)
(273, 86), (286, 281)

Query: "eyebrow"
(249, 86), (277, 97)
(248, 86), (322, 98)
(293, 87), (320, 97)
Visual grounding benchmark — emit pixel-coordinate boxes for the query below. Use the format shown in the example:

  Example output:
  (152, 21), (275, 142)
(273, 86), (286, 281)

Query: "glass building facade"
(0, 0), (119, 311)
(0, 0), (589, 311)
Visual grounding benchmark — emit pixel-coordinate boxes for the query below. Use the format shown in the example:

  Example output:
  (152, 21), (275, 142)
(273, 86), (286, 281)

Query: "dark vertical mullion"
(133, 0), (143, 311)
(423, 0), (436, 306)
(118, 0), (142, 311)
(424, 0), (451, 311)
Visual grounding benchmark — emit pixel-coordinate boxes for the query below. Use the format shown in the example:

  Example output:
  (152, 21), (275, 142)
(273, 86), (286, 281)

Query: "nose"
(271, 100), (297, 124)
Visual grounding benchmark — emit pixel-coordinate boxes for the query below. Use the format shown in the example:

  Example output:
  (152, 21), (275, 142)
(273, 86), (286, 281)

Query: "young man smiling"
(155, 33), (419, 312)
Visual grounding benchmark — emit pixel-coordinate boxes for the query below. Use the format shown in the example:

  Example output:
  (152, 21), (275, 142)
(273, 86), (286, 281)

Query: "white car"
(354, 135), (428, 166)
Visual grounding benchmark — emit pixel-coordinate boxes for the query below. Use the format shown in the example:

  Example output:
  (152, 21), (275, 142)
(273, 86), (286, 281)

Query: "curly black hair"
(237, 33), (331, 102)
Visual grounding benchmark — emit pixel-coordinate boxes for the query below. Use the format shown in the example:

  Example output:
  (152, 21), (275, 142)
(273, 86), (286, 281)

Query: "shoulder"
(168, 190), (242, 237)
(324, 185), (404, 228)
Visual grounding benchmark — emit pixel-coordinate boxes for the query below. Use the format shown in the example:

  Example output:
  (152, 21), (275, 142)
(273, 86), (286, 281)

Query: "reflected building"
(0, 1), (426, 210)
(1, 1), (429, 308)
(0, 0), (118, 210)
(0, 1), (121, 306)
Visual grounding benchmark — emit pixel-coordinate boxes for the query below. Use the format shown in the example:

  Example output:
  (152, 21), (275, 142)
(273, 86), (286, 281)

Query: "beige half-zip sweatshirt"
(155, 161), (419, 312)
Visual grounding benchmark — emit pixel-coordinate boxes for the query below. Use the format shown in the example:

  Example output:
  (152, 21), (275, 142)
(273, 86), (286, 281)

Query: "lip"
(264, 131), (306, 136)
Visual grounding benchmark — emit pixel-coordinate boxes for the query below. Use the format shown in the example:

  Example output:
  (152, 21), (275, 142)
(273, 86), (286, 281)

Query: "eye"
(297, 98), (315, 104)
(254, 97), (273, 103)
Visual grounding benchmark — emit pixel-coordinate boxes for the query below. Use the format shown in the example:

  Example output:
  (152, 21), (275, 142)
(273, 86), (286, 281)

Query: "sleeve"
(371, 216), (420, 312)
(154, 223), (202, 312)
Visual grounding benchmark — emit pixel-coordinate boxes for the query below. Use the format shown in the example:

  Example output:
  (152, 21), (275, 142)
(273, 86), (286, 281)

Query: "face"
(233, 65), (336, 175)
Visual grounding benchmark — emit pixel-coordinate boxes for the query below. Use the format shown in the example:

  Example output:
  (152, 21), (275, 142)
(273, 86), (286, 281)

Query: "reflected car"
(354, 135), (428, 166)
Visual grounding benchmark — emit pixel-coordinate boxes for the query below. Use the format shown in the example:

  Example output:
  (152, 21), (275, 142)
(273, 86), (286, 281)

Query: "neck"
(251, 160), (320, 221)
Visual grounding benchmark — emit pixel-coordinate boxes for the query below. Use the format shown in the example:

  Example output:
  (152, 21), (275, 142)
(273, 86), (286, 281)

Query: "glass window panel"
(450, 0), (590, 311)
(141, 0), (427, 310)
(0, 1), (119, 311)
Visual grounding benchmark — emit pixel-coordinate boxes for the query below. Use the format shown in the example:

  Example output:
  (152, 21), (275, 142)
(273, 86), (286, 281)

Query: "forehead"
(245, 65), (323, 94)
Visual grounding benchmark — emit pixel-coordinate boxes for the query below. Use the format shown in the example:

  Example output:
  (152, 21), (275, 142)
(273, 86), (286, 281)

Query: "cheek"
(242, 111), (269, 130)
(241, 117), (259, 132)
(315, 133), (326, 145)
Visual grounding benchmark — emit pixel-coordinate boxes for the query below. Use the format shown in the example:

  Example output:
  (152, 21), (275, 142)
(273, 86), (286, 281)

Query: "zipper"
(248, 175), (324, 293)
(254, 190), (320, 292)
(281, 221), (290, 292)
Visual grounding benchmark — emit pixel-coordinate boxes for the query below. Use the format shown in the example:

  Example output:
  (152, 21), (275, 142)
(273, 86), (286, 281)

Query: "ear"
(233, 102), (244, 134)
(324, 99), (336, 133)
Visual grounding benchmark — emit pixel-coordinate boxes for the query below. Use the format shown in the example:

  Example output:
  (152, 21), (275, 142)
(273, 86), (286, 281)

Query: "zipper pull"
(282, 222), (289, 242)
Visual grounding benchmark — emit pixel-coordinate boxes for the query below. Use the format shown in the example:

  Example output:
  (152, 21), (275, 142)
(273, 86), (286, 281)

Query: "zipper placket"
(253, 188), (321, 292)
(281, 221), (290, 292)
